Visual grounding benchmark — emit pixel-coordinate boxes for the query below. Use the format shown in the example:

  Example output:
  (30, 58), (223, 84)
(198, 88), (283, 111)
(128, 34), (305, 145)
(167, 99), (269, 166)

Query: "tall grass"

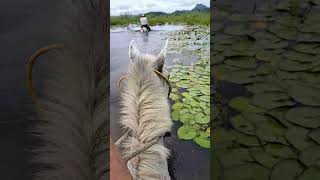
(110, 11), (210, 26)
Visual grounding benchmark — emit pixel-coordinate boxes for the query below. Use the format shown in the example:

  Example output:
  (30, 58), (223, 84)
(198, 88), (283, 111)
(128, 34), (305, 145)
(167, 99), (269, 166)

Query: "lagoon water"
(110, 25), (210, 180)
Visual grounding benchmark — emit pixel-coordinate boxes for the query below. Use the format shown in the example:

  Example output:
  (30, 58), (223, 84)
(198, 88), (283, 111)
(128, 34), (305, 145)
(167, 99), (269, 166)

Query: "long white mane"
(119, 40), (173, 179)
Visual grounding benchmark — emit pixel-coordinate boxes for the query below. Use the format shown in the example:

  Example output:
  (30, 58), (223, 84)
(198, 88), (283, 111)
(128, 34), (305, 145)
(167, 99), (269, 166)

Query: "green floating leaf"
(171, 110), (179, 121)
(246, 82), (284, 93)
(229, 97), (265, 113)
(252, 92), (295, 109)
(255, 118), (288, 144)
(299, 146), (320, 167)
(286, 126), (316, 151)
(223, 163), (269, 180)
(271, 160), (304, 180)
(195, 113), (209, 124)
(219, 148), (254, 168)
(265, 143), (297, 159)
(230, 115), (255, 135)
(249, 147), (279, 169)
(172, 102), (183, 110)
(308, 129), (320, 144)
(220, 70), (257, 84)
(284, 51), (317, 63)
(297, 166), (320, 180)
(234, 132), (260, 147)
(292, 43), (319, 55)
(177, 126), (197, 140)
(288, 84), (320, 106)
(279, 59), (314, 72)
(193, 136), (210, 148)
(179, 113), (194, 124)
(169, 93), (179, 101)
(267, 108), (294, 128)
(286, 107), (320, 128)
(213, 127), (237, 144)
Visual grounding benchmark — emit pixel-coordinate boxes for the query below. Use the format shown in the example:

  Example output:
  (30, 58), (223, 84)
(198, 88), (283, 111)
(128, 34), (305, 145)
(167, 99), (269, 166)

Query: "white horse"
(117, 40), (173, 180)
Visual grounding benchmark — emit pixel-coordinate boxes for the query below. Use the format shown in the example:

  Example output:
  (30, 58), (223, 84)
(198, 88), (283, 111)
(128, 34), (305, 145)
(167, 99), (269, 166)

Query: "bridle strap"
(118, 69), (172, 97)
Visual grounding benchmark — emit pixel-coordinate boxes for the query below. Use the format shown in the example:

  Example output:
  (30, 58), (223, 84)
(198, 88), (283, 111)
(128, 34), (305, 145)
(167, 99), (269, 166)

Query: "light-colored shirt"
(140, 17), (148, 25)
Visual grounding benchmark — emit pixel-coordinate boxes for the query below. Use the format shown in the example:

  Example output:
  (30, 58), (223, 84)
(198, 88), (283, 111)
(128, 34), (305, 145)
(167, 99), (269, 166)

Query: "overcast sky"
(110, 0), (210, 16)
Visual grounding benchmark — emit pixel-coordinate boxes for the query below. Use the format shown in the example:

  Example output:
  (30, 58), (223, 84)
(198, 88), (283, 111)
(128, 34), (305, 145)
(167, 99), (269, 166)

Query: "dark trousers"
(141, 24), (151, 31)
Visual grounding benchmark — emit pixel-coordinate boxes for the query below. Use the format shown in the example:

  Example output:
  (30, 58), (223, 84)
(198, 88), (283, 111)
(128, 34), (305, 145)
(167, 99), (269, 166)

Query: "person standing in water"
(140, 14), (151, 32)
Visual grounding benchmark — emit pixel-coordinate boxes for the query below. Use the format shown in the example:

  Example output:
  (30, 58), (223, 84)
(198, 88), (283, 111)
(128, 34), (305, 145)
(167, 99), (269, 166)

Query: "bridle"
(118, 69), (172, 98)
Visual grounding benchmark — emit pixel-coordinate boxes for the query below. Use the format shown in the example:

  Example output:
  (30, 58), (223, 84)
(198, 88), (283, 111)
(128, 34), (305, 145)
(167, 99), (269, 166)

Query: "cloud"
(110, 0), (210, 16)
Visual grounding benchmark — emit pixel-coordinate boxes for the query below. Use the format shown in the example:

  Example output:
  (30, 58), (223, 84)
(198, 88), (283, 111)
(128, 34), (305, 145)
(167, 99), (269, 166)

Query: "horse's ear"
(155, 39), (168, 71)
(129, 40), (140, 61)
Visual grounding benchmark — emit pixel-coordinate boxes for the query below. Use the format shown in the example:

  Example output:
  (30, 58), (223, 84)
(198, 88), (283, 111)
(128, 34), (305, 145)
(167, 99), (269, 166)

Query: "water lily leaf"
(270, 160), (304, 180)
(286, 126), (316, 151)
(308, 128), (320, 144)
(286, 107), (320, 128)
(292, 43), (320, 55)
(246, 82), (284, 93)
(234, 132), (260, 147)
(223, 163), (269, 180)
(177, 126), (197, 140)
(267, 108), (294, 128)
(265, 144), (297, 159)
(213, 127), (237, 144)
(193, 136), (210, 148)
(220, 70), (257, 84)
(198, 130), (210, 138)
(268, 24), (298, 40)
(299, 146), (320, 166)
(288, 84), (320, 106)
(230, 115), (255, 135)
(224, 24), (250, 35)
(179, 113), (194, 124)
(225, 58), (257, 69)
(198, 96), (210, 103)
(249, 147), (279, 169)
(171, 110), (179, 121)
(252, 92), (295, 109)
(279, 59), (314, 72)
(172, 102), (183, 110)
(297, 166), (320, 180)
(195, 113), (209, 124)
(284, 51), (317, 62)
(255, 118), (288, 144)
(229, 97), (266, 113)
(169, 93), (179, 101)
(219, 148), (254, 168)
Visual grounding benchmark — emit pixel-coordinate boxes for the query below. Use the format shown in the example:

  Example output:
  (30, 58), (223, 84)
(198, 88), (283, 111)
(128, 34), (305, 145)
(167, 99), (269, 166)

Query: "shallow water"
(110, 25), (209, 180)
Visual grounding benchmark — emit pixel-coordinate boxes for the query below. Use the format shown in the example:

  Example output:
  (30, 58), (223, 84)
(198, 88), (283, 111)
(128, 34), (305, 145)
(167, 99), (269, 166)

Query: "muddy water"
(110, 25), (209, 180)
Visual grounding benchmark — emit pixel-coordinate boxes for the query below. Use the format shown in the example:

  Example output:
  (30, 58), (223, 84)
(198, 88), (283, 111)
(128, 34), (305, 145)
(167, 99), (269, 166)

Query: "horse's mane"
(120, 57), (172, 179)
(30, 1), (108, 180)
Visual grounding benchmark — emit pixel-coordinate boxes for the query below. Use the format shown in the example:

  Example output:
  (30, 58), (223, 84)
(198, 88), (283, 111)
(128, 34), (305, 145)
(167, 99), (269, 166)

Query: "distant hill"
(145, 3), (209, 16)
(192, 3), (210, 12)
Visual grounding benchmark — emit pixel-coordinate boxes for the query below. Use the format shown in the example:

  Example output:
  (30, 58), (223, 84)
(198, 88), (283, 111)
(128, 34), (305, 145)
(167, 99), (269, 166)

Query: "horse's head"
(127, 39), (171, 96)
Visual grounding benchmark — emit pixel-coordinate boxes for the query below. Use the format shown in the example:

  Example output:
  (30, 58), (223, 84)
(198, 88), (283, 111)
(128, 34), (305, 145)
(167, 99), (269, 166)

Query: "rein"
(118, 69), (172, 97)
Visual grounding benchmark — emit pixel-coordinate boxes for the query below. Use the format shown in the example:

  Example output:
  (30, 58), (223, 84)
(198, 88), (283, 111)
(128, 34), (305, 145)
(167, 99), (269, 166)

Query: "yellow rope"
(25, 44), (64, 104)
(118, 70), (172, 97)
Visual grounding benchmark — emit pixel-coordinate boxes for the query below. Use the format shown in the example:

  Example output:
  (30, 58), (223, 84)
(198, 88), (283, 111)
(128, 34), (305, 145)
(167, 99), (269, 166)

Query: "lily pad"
(252, 92), (295, 109)
(246, 82), (284, 93)
(308, 129), (320, 144)
(286, 126), (316, 151)
(265, 143), (297, 159)
(171, 110), (179, 121)
(286, 107), (320, 128)
(193, 136), (210, 148)
(297, 166), (320, 180)
(177, 126), (197, 140)
(288, 84), (320, 106)
(229, 97), (266, 113)
(234, 132), (260, 147)
(219, 148), (254, 168)
(270, 160), (304, 180)
(249, 147), (280, 169)
(223, 163), (269, 180)
(299, 146), (320, 166)
(230, 115), (255, 135)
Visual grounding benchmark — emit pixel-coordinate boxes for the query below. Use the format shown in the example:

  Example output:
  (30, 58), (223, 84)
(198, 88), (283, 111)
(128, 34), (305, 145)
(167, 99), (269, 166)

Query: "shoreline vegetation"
(110, 11), (210, 26)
